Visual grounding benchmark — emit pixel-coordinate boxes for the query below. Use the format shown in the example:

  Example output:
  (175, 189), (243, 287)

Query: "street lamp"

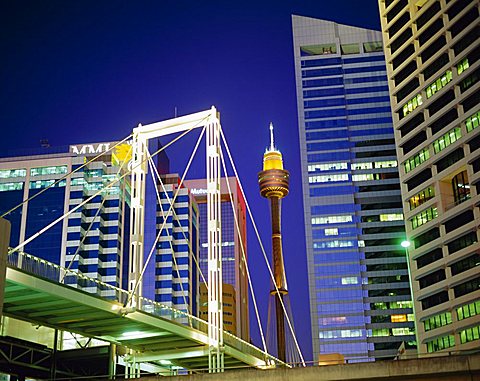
(401, 239), (419, 354)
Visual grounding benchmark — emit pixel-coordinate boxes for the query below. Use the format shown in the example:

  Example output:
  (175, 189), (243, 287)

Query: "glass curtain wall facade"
(379, 0), (480, 354)
(0, 142), (133, 300)
(184, 177), (249, 341)
(155, 174), (199, 317)
(292, 16), (415, 361)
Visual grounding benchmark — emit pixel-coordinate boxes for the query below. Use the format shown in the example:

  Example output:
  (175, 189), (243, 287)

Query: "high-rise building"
(155, 174), (200, 317)
(184, 177), (249, 341)
(378, 0), (480, 354)
(292, 16), (415, 361)
(0, 142), (132, 298)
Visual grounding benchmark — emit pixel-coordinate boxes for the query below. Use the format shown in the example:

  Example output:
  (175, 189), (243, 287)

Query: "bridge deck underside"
(3, 268), (268, 372)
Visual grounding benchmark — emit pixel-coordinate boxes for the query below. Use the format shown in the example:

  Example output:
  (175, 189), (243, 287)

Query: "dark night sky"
(0, 0), (381, 362)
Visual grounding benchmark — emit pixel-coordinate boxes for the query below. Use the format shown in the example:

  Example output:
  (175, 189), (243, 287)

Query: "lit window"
(392, 327), (415, 336)
(313, 240), (355, 248)
(363, 41), (383, 53)
(433, 127), (461, 154)
(29, 180), (66, 189)
(30, 165), (68, 176)
(465, 110), (480, 133)
(411, 207), (438, 229)
(402, 93), (423, 118)
(457, 58), (470, 75)
(0, 182), (24, 192)
(352, 174), (374, 181)
(423, 311), (452, 332)
(379, 213), (403, 221)
(358, 240), (365, 247)
(312, 215), (353, 225)
(341, 43), (360, 55)
(325, 228), (338, 236)
(341, 277), (358, 285)
(425, 70), (453, 99)
(372, 329), (390, 337)
(460, 325), (480, 344)
(301, 43), (337, 56)
(426, 335), (455, 353)
(409, 186), (435, 210)
(71, 178), (86, 186)
(374, 160), (397, 168)
(391, 314), (407, 323)
(404, 147), (430, 173)
(309, 174), (349, 183)
(457, 300), (480, 321)
(308, 162), (348, 172)
(351, 162), (372, 170)
(0, 169), (26, 179)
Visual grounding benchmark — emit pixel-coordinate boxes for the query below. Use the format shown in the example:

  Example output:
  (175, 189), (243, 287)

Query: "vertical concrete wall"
(0, 217), (11, 316)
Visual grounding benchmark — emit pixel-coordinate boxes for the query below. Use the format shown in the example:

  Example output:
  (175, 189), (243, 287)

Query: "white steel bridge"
(3, 250), (285, 373)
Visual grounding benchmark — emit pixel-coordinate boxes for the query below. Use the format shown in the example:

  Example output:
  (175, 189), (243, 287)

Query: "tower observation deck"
(258, 123), (290, 362)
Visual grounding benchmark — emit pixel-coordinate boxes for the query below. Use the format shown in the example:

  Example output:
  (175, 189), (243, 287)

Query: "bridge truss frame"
(128, 107), (224, 372)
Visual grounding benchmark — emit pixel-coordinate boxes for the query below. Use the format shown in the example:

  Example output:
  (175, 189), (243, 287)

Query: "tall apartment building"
(0, 141), (132, 298)
(155, 174), (200, 317)
(292, 16), (415, 361)
(379, 0), (480, 354)
(184, 178), (249, 341)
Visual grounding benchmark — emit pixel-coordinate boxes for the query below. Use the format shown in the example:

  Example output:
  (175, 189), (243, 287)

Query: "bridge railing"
(7, 250), (281, 366)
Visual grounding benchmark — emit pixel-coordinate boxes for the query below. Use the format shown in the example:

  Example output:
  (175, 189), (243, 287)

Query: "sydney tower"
(258, 123), (289, 362)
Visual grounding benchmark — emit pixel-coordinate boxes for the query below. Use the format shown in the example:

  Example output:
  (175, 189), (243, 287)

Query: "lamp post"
(401, 240), (419, 355)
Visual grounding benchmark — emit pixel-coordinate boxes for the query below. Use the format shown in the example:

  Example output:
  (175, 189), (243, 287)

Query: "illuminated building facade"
(379, 0), (480, 354)
(184, 177), (249, 340)
(155, 174), (199, 316)
(292, 16), (415, 361)
(0, 142), (132, 298)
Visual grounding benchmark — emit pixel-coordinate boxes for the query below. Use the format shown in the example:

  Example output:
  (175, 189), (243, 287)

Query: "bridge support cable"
(218, 148), (268, 356)
(219, 129), (305, 367)
(60, 144), (133, 283)
(147, 153), (208, 289)
(7, 128), (193, 258)
(0, 134), (134, 220)
(146, 154), (192, 318)
(125, 125), (206, 309)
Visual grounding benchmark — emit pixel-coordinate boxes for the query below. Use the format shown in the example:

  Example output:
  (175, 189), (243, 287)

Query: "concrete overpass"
(140, 353), (480, 381)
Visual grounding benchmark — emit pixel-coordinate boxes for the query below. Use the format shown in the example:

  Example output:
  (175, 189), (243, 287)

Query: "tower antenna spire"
(269, 122), (275, 151)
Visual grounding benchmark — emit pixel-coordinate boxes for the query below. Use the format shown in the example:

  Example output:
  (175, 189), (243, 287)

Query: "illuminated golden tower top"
(259, 123), (289, 199)
(263, 122), (285, 171)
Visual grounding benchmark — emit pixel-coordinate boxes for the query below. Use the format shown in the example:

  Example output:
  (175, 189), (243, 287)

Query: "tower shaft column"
(269, 196), (287, 362)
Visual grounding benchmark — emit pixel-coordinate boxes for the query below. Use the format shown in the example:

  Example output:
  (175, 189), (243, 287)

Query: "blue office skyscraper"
(155, 174), (199, 317)
(292, 16), (415, 361)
